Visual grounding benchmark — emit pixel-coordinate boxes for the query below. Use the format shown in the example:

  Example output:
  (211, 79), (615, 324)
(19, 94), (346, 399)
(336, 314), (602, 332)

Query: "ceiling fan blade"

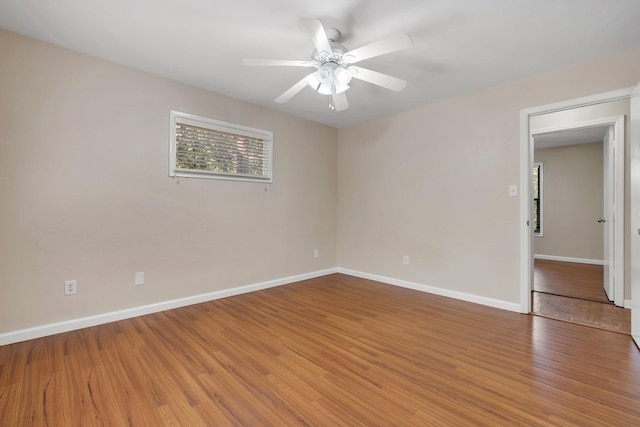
(343, 33), (412, 64)
(303, 17), (332, 55)
(349, 66), (407, 92)
(332, 92), (349, 111)
(275, 74), (312, 103)
(243, 59), (314, 67)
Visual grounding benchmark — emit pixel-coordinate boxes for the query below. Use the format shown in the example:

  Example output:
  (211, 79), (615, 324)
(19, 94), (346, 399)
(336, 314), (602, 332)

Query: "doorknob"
(597, 217), (606, 223)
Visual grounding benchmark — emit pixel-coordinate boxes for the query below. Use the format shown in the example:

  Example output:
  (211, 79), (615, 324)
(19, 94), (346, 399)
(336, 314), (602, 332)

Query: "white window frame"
(533, 162), (543, 237)
(169, 111), (273, 183)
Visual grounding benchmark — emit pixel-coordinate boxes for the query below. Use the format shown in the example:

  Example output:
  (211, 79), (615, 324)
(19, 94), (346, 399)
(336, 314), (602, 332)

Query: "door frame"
(529, 116), (625, 306)
(519, 86), (634, 313)
(630, 83), (640, 346)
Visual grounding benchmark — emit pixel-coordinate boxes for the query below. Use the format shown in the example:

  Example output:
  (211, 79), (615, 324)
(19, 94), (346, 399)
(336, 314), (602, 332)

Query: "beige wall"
(337, 47), (640, 305)
(2, 29), (640, 336)
(531, 99), (631, 299)
(534, 142), (604, 260)
(0, 30), (337, 334)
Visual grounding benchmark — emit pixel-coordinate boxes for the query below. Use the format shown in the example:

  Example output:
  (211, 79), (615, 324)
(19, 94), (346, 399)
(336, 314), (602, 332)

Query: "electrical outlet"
(403, 256), (409, 265)
(314, 249), (319, 258)
(135, 272), (144, 286)
(64, 280), (77, 296)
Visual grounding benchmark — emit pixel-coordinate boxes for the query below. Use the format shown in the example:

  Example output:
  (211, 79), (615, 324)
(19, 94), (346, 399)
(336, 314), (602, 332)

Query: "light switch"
(135, 272), (144, 286)
(508, 184), (518, 197)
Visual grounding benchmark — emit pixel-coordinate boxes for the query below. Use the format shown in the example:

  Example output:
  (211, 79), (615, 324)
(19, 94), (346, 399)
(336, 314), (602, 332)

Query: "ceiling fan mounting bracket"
(325, 28), (341, 43)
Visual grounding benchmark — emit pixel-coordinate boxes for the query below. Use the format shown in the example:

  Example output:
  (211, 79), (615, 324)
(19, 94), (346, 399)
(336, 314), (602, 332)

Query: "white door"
(602, 127), (614, 301)
(631, 82), (640, 346)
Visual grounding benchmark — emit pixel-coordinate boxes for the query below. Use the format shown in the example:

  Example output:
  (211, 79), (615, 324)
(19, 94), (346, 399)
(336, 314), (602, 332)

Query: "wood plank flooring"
(2, 273), (640, 426)
(533, 260), (630, 334)
(533, 259), (608, 303)
(533, 292), (631, 334)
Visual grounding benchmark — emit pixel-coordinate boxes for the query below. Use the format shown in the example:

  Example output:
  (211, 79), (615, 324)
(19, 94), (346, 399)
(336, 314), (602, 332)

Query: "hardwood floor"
(532, 260), (630, 334)
(533, 259), (608, 303)
(2, 274), (640, 426)
(533, 292), (631, 334)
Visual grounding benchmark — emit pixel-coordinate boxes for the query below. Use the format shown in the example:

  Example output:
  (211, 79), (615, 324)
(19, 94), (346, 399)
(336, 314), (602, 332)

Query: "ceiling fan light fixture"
(316, 66), (333, 84)
(332, 80), (351, 95)
(317, 84), (334, 96)
(334, 66), (352, 85)
(308, 63), (352, 95)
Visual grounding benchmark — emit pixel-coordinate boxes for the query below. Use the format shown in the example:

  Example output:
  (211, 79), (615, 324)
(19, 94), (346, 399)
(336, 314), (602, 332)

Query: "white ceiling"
(534, 126), (608, 149)
(1, 0), (640, 128)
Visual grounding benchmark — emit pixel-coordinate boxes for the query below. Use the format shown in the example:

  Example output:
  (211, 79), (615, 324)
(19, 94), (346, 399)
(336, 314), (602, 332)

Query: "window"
(533, 162), (543, 236)
(169, 111), (273, 182)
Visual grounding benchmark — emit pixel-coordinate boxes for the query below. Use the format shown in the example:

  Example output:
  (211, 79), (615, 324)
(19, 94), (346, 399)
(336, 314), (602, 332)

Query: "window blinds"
(170, 112), (273, 182)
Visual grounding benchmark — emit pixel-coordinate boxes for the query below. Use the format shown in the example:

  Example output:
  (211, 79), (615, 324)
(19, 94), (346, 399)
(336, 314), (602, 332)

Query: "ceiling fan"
(243, 18), (412, 111)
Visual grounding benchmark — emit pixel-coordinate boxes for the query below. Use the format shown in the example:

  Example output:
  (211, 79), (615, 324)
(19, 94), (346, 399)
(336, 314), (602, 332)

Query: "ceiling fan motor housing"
(311, 43), (349, 64)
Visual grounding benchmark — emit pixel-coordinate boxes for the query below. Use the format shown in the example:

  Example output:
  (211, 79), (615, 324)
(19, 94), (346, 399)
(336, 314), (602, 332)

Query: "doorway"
(528, 122), (628, 333)
(531, 113), (625, 301)
(518, 89), (634, 313)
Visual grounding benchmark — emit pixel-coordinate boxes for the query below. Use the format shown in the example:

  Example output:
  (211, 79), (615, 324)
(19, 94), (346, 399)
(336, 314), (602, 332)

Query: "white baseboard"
(0, 268), (338, 346)
(625, 299), (632, 309)
(534, 254), (604, 265)
(337, 268), (521, 313)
